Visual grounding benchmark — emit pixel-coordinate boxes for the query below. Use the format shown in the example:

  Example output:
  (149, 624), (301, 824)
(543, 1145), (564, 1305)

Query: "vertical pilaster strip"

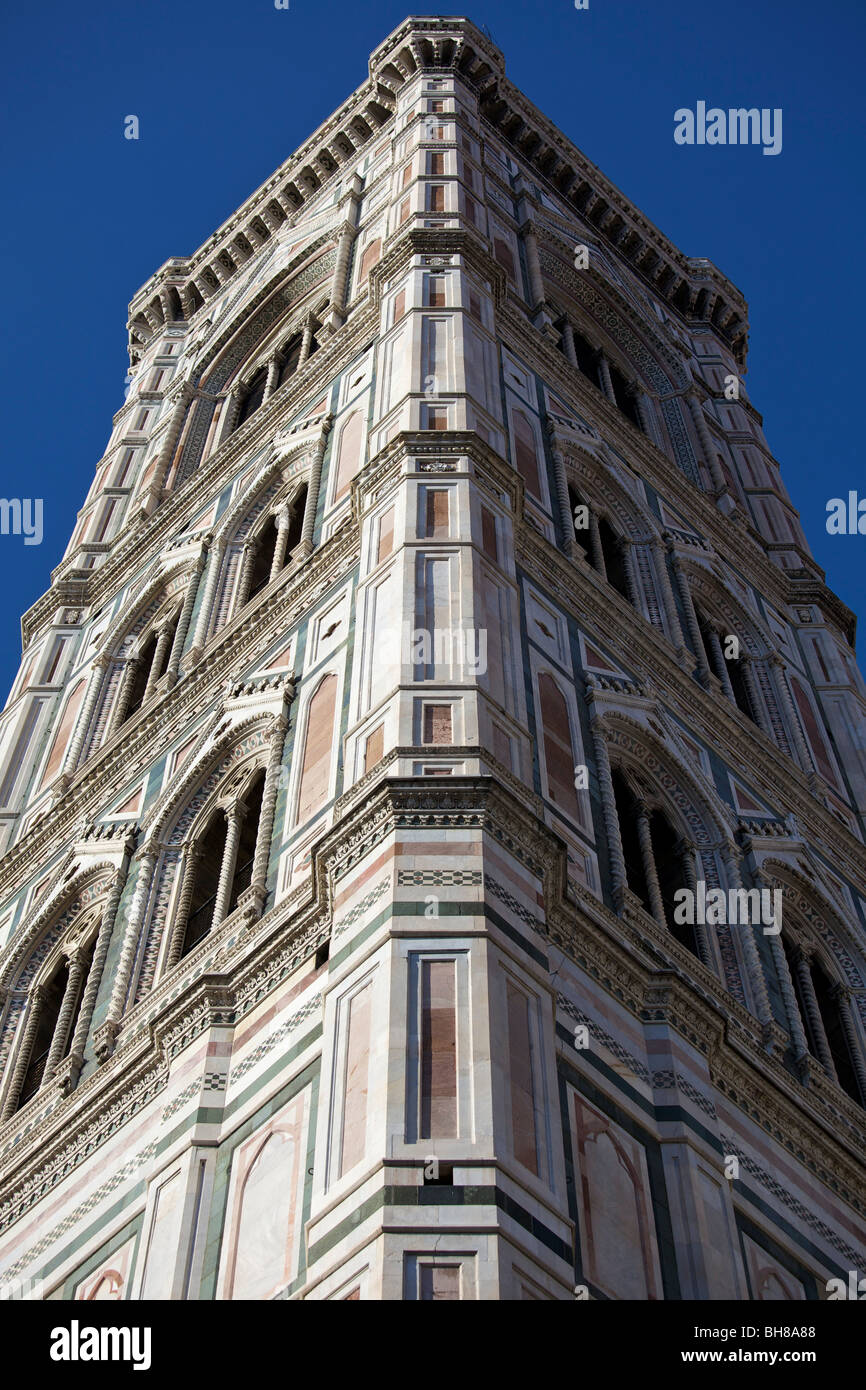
(770, 655), (817, 784)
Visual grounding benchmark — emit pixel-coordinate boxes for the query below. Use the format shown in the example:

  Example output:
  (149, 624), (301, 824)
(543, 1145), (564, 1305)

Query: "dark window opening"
(247, 515), (279, 602)
(598, 518), (631, 602)
(812, 957), (863, 1105)
(124, 630), (159, 721)
(278, 335), (304, 387)
(236, 368), (268, 428)
(18, 959), (67, 1107)
(727, 655), (759, 725)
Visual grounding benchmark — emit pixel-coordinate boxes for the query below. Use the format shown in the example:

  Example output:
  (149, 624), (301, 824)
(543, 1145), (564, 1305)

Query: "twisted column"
(677, 841), (713, 968)
(250, 717), (289, 912)
(166, 548), (207, 682)
(766, 929), (809, 1064)
(164, 843), (202, 970)
(142, 622), (173, 704)
(559, 319), (578, 367)
(138, 382), (194, 511)
(596, 351), (615, 403)
(706, 627), (736, 702)
(739, 655), (773, 738)
(188, 537), (226, 658)
(686, 391), (727, 494)
(269, 507), (292, 581)
(621, 538), (641, 609)
(263, 353), (281, 402)
(770, 655), (817, 782)
(66, 866), (128, 1073)
(42, 949), (87, 1084)
(298, 316), (316, 368)
(831, 985), (866, 1102)
(297, 416), (333, 557)
(670, 548), (712, 685)
(211, 805), (245, 933)
(587, 512), (605, 578)
(635, 799), (666, 927)
(102, 847), (159, 1048)
(235, 539), (259, 610)
(61, 654), (109, 778)
(791, 946), (837, 1081)
(1, 986), (44, 1119)
(548, 441), (574, 557)
(107, 654), (141, 736)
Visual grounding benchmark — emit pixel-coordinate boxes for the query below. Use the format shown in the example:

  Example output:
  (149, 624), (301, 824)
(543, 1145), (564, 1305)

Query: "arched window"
(4, 927), (100, 1116)
(611, 769), (696, 956)
(696, 607), (759, 726)
(568, 484), (634, 606)
(243, 485), (308, 608)
(782, 937), (864, 1106)
(176, 768), (268, 962)
(119, 608), (180, 727)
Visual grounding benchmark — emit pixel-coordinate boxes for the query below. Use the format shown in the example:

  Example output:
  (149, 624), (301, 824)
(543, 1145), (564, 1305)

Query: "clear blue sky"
(0, 0), (863, 700)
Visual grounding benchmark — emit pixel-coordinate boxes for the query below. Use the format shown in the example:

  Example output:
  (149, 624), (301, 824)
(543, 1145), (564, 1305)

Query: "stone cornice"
(0, 777), (863, 1243)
